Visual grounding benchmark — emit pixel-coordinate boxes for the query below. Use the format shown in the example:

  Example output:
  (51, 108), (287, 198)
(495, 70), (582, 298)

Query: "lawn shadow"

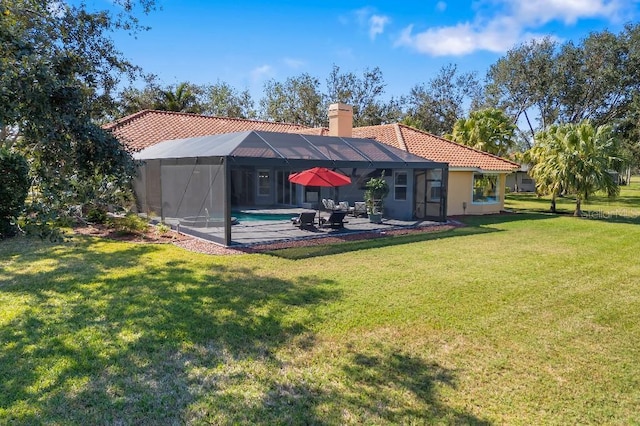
(575, 210), (640, 225)
(336, 346), (492, 424)
(224, 342), (492, 424)
(0, 235), (341, 424)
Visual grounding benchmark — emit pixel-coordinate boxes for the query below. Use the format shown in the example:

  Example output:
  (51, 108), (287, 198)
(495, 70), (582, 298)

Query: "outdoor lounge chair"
(320, 210), (348, 228)
(353, 201), (367, 217)
(291, 211), (317, 228)
(322, 198), (337, 211)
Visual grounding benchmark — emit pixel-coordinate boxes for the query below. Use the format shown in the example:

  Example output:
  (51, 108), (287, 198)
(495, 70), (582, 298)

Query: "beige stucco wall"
(447, 171), (506, 216)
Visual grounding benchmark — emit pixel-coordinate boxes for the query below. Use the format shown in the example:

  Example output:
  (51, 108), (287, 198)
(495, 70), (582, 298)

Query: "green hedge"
(0, 148), (30, 238)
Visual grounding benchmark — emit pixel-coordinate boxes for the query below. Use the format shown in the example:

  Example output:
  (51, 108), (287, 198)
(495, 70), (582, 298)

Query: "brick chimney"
(328, 103), (353, 137)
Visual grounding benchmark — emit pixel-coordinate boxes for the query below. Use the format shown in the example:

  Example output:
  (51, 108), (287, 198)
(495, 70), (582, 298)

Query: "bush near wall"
(0, 148), (30, 238)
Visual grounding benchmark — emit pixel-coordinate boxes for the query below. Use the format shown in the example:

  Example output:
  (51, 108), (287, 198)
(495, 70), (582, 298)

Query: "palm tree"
(527, 121), (621, 215)
(565, 122), (621, 215)
(155, 82), (201, 113)
(447, 108), (517, 157)
(527, 126), (569, 213)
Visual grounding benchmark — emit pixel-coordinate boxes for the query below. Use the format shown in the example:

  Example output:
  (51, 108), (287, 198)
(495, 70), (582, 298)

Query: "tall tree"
(118, 75), (163, 116)
(555, 29), (637, 126)
(259, 74), (325, 127)
(404, 64), (482, 136)
(155, 82), (203, 113)
(326, 65), (402, 126)
(487, 25), (640, 150)
(527, 122), (622, 215)
(201, 82), (256, 119)
(1, 0), (155, 222)
(485, 37), (558, 145)
(447, 108), (517, 157)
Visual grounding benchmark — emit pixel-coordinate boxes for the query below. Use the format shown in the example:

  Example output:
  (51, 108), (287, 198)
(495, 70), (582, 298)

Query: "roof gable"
(104, 110), (311, 152)
(353, 124), (519, 172)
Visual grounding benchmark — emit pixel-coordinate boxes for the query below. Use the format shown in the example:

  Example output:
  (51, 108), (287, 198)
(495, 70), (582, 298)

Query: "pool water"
(233, 212), (299, 222)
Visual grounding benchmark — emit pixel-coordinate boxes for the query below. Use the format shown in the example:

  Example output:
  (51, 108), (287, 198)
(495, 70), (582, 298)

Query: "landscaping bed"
(73, 221), (458, 255)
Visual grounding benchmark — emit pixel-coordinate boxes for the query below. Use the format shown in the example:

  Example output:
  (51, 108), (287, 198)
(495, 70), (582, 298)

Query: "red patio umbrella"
(288, 167), (351, 224)
(288, 167), (351, 187)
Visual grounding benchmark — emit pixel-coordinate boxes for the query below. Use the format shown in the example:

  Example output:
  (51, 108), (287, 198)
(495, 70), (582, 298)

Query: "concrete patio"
(166, 208), (446, 247)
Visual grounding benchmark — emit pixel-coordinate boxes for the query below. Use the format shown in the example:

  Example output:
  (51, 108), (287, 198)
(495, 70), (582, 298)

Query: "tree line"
(119, 26), (640, 155)
(117, 63), (481, 135)
(2, 0), (640, 236)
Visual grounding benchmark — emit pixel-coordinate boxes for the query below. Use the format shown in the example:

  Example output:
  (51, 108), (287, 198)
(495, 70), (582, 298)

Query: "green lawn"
(505, 175), (640, 221)
(2, 183), (640, 424)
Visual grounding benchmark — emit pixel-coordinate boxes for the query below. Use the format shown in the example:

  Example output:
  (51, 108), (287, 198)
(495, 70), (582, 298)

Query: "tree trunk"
(574, 198), (582, 217)
(550, 194), (557, 213)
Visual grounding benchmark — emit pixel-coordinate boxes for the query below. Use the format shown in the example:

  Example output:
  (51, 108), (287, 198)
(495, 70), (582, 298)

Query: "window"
(429, 182), (442, 201)
(427, 168), (443, 201)
(394, 171), (407, 201)
(472, 174), (499, 203)
(304, 187), (319, 203)
(257, 170), (270, 196)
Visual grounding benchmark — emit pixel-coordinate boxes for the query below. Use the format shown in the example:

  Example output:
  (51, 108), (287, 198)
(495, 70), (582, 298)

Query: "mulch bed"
(73, 222), (460, 256)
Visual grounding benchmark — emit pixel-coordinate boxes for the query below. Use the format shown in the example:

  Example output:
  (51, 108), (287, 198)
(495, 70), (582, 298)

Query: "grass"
(2, 182), (640, 424)
(505, 175), (640, 222)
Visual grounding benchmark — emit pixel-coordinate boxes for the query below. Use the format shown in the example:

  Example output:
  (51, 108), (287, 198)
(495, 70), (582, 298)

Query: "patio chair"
(338, 201), (350, 211)
(353, 201), (367, 217)
(291, 211), (317, 228)
(320, 210), (348, 228)
(324, 199), (337, 211)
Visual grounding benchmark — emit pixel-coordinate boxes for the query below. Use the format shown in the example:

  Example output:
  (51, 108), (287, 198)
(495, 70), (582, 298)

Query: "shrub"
(0, 149), (30, 238)
(108, 213), (149, 234)
(86, 206), (108, 224)
(364, 172), (389, 214)
(155, 223), (171, 235)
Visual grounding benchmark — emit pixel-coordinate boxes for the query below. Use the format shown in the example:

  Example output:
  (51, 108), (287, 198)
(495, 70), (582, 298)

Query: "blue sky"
(98, 0), (640, 101)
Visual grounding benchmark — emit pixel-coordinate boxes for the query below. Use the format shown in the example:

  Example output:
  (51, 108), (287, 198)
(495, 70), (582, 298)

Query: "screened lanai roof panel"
(253, 132), (322, 160)
(228, 132), (281, 158)
(314, 141), (367, 161)
(300, 135), (369, 162)
(135, 130), (441, 166)
(134, 131), (253, 159)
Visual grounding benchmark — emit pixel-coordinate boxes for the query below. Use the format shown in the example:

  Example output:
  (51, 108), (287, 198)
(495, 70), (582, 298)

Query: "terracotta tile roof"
(296, 127), (329, 136)
(353, 124), (519, 172)
(104, 110), (312, 152)
(106, 110), (519, 171)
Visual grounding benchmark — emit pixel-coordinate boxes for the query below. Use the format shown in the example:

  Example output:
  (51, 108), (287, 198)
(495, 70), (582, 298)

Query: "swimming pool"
(233, 211), (298, 222)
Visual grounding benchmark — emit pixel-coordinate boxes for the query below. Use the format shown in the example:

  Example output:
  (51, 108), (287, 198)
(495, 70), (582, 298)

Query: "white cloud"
(514, 0), (621, 25)
(354, 7), (374, 25)
(395, 0), (626, 56)
(250, 65), (274, 82)
(396, 19), (518, 56)
(369, 14), (390, 40)
(353, 7), (391, 40)
(436, 1), (447, 12)
(283, 57), (305, 69)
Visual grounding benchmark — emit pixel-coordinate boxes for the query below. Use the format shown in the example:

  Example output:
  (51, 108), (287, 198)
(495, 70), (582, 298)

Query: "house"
(505, 164), (536, 192)
(349, 124), (520, 215)
(106, 103), (519, 221)
(112, 105), (448, 245)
